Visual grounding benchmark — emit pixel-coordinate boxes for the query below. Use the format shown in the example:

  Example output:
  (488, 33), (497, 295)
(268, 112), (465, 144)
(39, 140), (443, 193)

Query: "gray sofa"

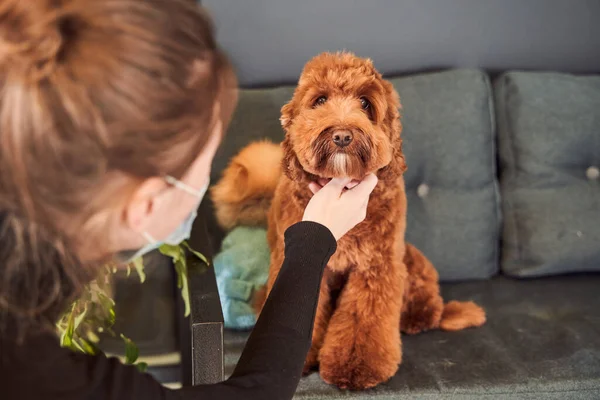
(198, 1), (600, 399)
(202, 69), (600, 400)
(105, 1), (600, 399)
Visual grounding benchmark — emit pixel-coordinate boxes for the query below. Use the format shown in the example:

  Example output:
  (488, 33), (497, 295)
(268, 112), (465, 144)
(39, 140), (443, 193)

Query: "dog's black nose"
(332, 131), (353, 147)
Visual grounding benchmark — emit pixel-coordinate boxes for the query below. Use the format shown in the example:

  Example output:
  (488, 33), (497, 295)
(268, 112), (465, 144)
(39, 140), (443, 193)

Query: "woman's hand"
(302, 174), (378, 241)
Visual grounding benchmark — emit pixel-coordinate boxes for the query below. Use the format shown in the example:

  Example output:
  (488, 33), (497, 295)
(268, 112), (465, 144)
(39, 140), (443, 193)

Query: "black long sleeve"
(1, 221), (336, 400)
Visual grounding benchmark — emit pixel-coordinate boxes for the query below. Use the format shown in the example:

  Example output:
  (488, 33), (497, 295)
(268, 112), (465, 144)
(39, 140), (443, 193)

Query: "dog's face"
(280, 52), (404, 181)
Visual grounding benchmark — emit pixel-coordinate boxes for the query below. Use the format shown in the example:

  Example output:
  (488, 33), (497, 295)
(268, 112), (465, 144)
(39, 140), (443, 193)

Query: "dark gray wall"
(203, 0), (600, 87)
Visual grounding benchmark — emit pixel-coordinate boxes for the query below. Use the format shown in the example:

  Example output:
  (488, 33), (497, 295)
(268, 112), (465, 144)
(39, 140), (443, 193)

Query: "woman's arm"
(2, 221), (335, 400)
(178, 221), (335, 399)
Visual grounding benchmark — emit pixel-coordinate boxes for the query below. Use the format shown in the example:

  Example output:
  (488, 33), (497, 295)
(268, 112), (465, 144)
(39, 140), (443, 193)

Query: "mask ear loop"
(142, 231), (158, 244)
(140, 176), (205, 245)
(165, 175), (205, 198)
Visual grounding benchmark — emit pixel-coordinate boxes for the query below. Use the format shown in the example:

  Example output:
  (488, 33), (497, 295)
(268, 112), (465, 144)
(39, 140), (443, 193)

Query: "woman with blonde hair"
(0, 1), (377, 399)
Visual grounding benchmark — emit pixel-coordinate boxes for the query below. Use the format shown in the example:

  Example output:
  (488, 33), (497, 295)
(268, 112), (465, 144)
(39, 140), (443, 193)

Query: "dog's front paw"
(319, 351), (398, 390)
(302, 348), (319, 376)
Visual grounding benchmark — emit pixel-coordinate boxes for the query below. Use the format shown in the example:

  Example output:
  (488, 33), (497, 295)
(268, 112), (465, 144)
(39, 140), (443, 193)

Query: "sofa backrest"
(201, 1), (600, 282)
(203, 0), (600, 87)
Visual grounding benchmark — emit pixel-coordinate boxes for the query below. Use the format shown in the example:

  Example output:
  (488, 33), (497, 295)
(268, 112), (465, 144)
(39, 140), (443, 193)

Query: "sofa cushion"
(211, 69), (500, 281)
(496, 71), (600, 277)
(210, 86), (293, 183)
(224, 274), (600, 399)
(394, 70), (500, 280)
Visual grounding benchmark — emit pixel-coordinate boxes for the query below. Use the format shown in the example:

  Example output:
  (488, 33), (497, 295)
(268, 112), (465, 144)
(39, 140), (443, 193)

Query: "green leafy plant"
(56, 242), (208, 371)
(159, 241), (208, 317)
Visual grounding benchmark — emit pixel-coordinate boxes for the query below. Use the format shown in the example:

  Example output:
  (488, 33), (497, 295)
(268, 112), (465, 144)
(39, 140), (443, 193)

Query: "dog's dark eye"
(313, 96), (327, 107)
(360, 97), (371, 110)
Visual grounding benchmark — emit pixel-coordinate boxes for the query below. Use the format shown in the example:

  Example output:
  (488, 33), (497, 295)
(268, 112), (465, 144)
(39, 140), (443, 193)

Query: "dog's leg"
(400, 243), (445, 335)
(400, 244), (486, 333)
(319, 261), (405, 390)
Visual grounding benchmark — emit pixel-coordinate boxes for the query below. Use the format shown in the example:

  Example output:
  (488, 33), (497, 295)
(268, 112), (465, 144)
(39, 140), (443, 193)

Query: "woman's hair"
(0, 0), (236, 337)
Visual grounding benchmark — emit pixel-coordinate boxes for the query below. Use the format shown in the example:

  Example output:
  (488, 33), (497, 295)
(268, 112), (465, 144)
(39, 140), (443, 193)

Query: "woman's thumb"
(349, 174), (378, 197)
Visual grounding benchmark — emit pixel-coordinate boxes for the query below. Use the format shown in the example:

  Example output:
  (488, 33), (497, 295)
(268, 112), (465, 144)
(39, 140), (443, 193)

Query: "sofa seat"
(223, 274), (600, 399)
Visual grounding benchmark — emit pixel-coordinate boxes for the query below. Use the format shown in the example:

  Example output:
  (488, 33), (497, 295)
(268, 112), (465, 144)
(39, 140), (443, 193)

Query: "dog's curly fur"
(214, 52), (486, 391)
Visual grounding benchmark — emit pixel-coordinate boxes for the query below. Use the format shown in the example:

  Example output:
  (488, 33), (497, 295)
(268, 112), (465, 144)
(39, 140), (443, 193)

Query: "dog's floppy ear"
(280, 100), (295, 131)
(382, 80), (407, 174)
(280, 98), (305, 181)
(281, 134), (304, 182)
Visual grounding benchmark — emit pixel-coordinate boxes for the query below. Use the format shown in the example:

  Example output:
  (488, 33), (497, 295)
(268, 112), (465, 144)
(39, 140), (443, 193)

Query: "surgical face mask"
(124, 176), (209, 262)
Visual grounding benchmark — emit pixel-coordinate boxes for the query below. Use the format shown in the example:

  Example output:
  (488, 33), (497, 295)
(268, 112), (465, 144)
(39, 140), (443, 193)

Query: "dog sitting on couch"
(212, 52), (486, 390)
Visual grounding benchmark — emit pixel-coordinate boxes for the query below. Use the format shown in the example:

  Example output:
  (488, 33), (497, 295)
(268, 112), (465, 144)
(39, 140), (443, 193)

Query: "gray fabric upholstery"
(203, 0), (600, 87)
(211, 69), (499, 280)
(210, 86), (292, 183)
(224, 274), (600, 399)
(496, 72), (600, 277)
(396, 69), (499, 280)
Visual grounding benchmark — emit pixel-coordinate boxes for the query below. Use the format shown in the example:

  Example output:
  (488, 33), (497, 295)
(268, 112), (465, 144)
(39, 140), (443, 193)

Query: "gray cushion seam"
(501, 73), (523, 271)
(482, 71), (501, 277)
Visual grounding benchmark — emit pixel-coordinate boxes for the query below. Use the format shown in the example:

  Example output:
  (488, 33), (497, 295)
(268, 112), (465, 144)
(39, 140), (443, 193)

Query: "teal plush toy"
(213, 226), (270, 330)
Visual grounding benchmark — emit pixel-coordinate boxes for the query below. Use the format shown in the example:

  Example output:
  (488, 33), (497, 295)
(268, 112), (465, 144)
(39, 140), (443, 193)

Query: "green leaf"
(160, 244), (192, 317)
(60, 304), (76, 348)
(107, 307), (116, 328)
(86, 330), (100, 344)
(174, 259), (190, 317)
(78, 338), (99, 355)
(180, 270), (190, 318)
(174, 259), (184, 288)
(136, 362), (148, 373)
(96, 291), (115, 307)
(71, 338), (86, 353)
(73, 304), (88, 331)
(182, 241), (209, 266)
(121, 334), (139, 365)
(97, 293), (116, 327)
(158, 243), (183, 261)
(132, 257), (146, 283)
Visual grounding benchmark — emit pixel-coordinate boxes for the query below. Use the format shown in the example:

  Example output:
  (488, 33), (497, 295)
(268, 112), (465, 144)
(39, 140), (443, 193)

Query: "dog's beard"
(332, 153), (349, 175)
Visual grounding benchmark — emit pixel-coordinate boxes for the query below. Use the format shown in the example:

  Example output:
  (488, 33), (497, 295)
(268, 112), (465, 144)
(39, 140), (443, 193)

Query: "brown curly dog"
(213, 52), (486, 390)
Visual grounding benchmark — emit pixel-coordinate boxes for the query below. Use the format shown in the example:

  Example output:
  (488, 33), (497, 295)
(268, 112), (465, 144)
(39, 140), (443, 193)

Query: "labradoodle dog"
(213, 52), (486, 390)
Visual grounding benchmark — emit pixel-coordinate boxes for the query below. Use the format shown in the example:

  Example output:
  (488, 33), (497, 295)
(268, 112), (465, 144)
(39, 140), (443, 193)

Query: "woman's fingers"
(345, 180), (360, 190)
(326, 177), (353, 192)
(308, 182), (322, 195)
(303, 174), (378, 241)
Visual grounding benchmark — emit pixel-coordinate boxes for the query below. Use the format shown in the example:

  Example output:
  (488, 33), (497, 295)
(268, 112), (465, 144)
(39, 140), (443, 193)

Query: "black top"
(1, 221), (336, 400)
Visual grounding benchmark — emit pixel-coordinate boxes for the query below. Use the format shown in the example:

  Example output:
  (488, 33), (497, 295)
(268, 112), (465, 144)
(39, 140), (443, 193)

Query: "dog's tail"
(211, 140), (283, 230)
(440, 301), (486, 331)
